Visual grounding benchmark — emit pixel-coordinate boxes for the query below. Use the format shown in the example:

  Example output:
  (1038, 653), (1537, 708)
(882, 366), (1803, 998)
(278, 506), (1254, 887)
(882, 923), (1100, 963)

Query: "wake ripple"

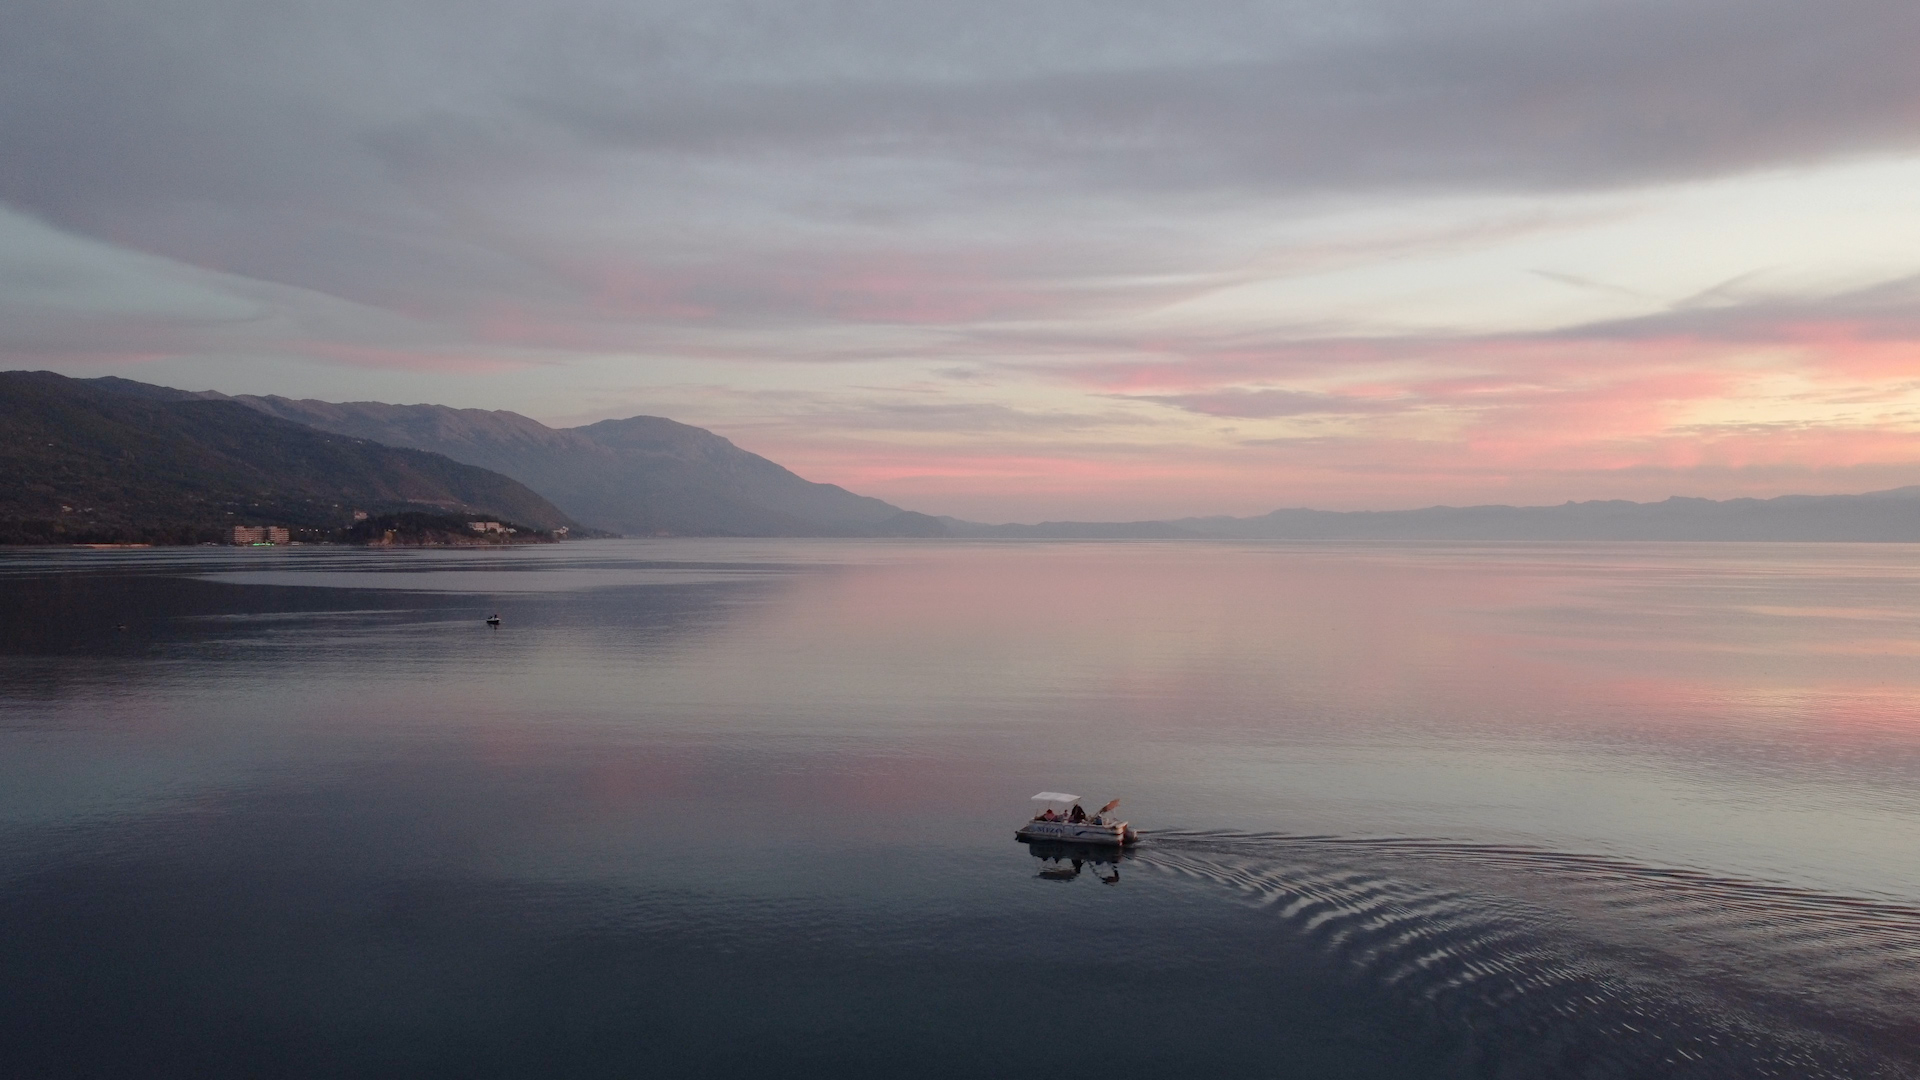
(1136, 831), (1920, 1079)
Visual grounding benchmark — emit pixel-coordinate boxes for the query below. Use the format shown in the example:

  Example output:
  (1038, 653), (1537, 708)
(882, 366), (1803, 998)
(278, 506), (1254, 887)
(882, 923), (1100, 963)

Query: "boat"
(485, 613), (501, 626)
(1015, 792), (1137, 847)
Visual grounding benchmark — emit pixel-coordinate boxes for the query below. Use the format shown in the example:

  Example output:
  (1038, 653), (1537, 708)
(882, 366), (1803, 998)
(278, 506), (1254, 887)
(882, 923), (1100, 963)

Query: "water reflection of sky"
(2, 541), (1918, 1077)
(5, 542), (1920, 886)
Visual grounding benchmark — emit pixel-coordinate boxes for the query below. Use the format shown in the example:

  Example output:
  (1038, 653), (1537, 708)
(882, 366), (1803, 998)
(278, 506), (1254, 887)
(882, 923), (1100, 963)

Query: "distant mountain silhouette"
(946, 489), (1920, 541)
(15, 371), (1918, 543)
(0, 371), (577, 544)
(939, 518), (1191, 539)
(1173, 492), (1920, 541)
(232, 395), (946, 537)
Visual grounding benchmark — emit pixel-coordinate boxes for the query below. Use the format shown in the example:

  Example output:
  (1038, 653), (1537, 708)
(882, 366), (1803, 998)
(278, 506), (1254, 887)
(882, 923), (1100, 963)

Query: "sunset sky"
(5, 0), (1920, 521)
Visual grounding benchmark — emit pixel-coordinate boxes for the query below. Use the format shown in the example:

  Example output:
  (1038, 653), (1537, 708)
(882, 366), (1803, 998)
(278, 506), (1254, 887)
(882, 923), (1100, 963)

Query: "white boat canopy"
(1031, 792), (1081, 803)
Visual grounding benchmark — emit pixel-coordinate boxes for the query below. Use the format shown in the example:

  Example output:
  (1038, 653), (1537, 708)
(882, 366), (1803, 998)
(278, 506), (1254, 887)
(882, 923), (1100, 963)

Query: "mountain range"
(230, 395), (944, 537)
(1165, 492), (1920, 541)
(944, 491), (1920, 541)
(7, 369), (1920, 543)
(0, 371), (575, 544)
(946, 490), (1920, 541)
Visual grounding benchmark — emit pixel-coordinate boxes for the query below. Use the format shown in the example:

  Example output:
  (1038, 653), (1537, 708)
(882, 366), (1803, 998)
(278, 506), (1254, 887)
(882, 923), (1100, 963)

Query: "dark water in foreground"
(2, 540), (1918, 1078)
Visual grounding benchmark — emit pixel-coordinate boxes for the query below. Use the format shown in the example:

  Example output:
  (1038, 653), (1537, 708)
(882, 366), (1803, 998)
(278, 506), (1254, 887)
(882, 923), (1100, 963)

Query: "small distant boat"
(1016, 792), (1136, 847)
(485, 613), (501, 626)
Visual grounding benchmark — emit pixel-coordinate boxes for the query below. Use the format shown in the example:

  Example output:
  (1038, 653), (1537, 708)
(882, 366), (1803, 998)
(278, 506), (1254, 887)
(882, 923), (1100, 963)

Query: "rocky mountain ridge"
(232, 395), (945, 537)
(0, 372), (577, 544)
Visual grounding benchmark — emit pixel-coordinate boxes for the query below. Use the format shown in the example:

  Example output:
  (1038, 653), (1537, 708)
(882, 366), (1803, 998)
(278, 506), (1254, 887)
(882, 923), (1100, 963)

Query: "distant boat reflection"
(1020, 837), (1128, 884)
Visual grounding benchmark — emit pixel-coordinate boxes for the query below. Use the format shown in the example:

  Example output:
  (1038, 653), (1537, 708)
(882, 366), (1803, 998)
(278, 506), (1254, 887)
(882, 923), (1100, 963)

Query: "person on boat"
(1068, 803), (1087, 823)
(1040, 808), (1058, 821)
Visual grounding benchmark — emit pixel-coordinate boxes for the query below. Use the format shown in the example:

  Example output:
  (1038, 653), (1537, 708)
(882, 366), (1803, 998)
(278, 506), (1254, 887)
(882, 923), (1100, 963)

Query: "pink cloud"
(722, 313), (1920, 517)
(493, 244), (1114, 340)
(584, 266), (720, 321)
(292, 340), (542, 374)
(1777, 321), (1920, 380)
(777, 253), (1059, 325)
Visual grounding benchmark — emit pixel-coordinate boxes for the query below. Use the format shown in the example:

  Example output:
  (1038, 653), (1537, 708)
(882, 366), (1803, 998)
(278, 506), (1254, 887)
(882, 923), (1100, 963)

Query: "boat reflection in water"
(1020, 838), (1129, 885)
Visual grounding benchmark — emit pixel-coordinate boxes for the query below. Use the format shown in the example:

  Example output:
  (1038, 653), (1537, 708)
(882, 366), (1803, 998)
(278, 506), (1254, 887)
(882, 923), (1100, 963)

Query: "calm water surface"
(2, 540), (1918, 1078)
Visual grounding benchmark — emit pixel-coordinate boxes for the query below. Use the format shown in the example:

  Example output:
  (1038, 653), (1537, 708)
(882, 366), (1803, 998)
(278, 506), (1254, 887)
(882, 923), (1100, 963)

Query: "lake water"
(3, 540), (1918, 1078)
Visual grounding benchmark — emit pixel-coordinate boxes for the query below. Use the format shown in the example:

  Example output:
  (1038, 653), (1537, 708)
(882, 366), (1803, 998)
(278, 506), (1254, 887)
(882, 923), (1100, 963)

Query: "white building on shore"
(232, 526), (290, 544)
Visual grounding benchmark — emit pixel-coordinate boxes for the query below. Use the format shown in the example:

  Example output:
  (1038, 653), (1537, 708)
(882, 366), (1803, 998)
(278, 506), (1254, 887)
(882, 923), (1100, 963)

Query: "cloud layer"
(4, 0), (1919, 518)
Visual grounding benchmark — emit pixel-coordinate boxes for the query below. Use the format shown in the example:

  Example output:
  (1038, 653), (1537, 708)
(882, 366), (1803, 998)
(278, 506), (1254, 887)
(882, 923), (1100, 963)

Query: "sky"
(4, 0), (1920, 522)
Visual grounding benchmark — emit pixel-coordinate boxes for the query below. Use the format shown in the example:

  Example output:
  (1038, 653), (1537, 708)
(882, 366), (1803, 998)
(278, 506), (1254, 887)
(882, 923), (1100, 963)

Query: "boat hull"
(1015, 820), (1135, 846)
(1020, 838), (1129, 865)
